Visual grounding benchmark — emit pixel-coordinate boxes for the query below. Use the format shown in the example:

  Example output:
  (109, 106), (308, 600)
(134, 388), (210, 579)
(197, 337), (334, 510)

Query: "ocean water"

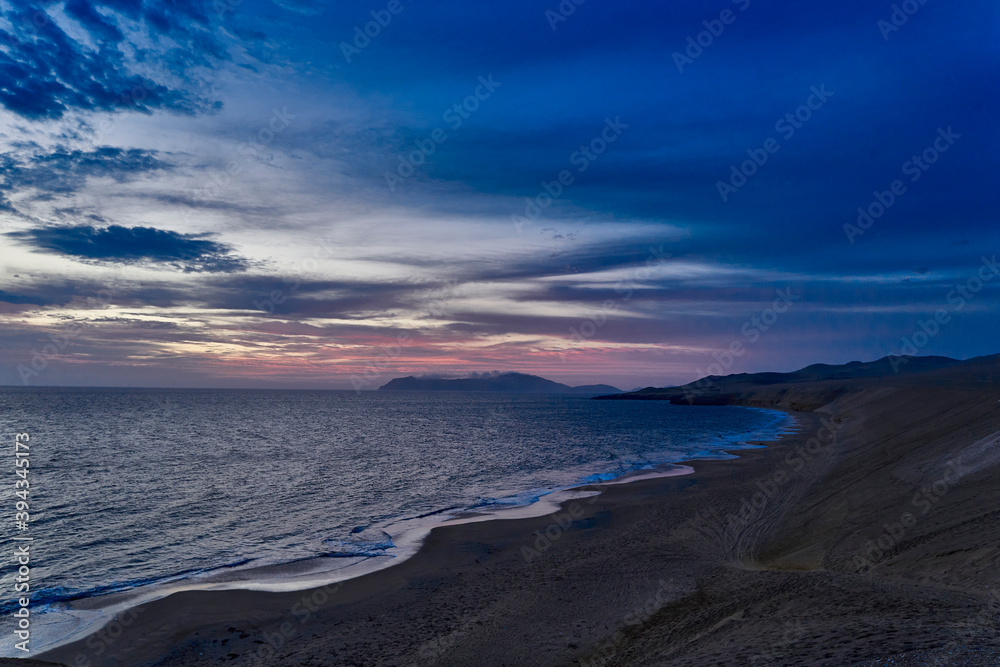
(0, 388), (791, 654)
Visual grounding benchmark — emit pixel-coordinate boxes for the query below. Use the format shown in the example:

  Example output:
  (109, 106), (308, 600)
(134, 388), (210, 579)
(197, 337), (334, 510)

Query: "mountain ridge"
(378, 372), (620, 395)
(596, 353), (1000, 406)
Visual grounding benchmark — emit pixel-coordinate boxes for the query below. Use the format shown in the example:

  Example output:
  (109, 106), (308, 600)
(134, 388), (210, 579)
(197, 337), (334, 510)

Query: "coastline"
(18, 405), (792, 661)
(33, 424), (809, 667)
(37, 364), (1000, 664)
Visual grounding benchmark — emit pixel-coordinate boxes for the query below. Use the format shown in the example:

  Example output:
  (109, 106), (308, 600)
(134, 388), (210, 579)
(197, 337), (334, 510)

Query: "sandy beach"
(1, 0), (993, 663)
(32, 355), (1000, 666)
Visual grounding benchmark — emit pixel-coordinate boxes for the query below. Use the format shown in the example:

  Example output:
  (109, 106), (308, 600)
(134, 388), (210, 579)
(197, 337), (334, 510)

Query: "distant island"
(378, 372), (620, 395)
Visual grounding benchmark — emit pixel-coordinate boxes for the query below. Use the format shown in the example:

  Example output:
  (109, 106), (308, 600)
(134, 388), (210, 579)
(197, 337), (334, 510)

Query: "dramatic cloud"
(7, 224), (251, 273)
(0, 289), (49, 306)
(0, 2), (223, 120)
(0, 146), (170, 198)
(0, 0), (996, 388)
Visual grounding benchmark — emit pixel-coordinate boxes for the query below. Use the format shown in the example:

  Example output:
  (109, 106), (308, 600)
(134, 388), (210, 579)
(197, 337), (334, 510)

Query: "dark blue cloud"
(295, 0), (999, 329)
(0, 290), (50, 306)
(0, 147), (170, 198)
(63, 0), (125, 43)
(0, 2), (226, 119)
(7, 225), (251, 273)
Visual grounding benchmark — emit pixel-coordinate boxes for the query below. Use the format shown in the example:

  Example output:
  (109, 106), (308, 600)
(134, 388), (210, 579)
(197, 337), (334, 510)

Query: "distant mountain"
(595, 354), (975, 405)
(378, 372), (620, 395)
(697, 355), (964, 386)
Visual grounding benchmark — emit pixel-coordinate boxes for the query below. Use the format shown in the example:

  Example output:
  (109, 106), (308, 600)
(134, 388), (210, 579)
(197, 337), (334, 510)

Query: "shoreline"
(34, 405), (812, 666)
(38, 366), (1000, 665)
(20, 406), (794, 661)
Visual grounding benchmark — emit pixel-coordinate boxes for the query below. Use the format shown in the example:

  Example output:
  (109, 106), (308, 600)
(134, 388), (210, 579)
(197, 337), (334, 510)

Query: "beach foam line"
(15, 463), (716, 656)
(21, 406), (797, 658)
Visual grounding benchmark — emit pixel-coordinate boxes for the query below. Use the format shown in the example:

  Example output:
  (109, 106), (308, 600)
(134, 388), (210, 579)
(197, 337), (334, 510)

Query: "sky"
(0, 0), (997, 389)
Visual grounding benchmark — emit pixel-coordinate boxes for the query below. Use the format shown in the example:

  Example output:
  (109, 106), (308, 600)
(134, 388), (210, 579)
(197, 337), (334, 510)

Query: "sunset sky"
(0, 0), (997, 389)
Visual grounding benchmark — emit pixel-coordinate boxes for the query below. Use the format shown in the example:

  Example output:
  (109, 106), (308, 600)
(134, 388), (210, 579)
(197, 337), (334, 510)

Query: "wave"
(0, 557), (257, 615)
(321, 528), (395, 558)
(15, 405), (794, 620)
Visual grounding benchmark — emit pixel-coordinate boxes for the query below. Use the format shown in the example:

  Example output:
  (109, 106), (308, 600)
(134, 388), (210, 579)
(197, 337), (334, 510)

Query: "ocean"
(0, 388), (792, 655)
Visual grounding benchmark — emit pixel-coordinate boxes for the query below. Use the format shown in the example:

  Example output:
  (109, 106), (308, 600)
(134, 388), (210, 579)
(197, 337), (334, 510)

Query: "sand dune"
(37, 355), (1000, 666)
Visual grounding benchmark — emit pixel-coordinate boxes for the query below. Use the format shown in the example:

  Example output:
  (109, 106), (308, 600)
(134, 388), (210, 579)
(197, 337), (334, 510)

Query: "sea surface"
(0, 388), (792, 655)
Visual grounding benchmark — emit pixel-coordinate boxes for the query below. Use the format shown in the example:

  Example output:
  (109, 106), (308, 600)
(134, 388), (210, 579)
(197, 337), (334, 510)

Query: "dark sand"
(37, 356), (1000, 666)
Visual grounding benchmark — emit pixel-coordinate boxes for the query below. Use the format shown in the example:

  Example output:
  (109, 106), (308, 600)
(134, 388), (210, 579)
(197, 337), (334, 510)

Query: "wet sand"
(38, 356), (1000, 666)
